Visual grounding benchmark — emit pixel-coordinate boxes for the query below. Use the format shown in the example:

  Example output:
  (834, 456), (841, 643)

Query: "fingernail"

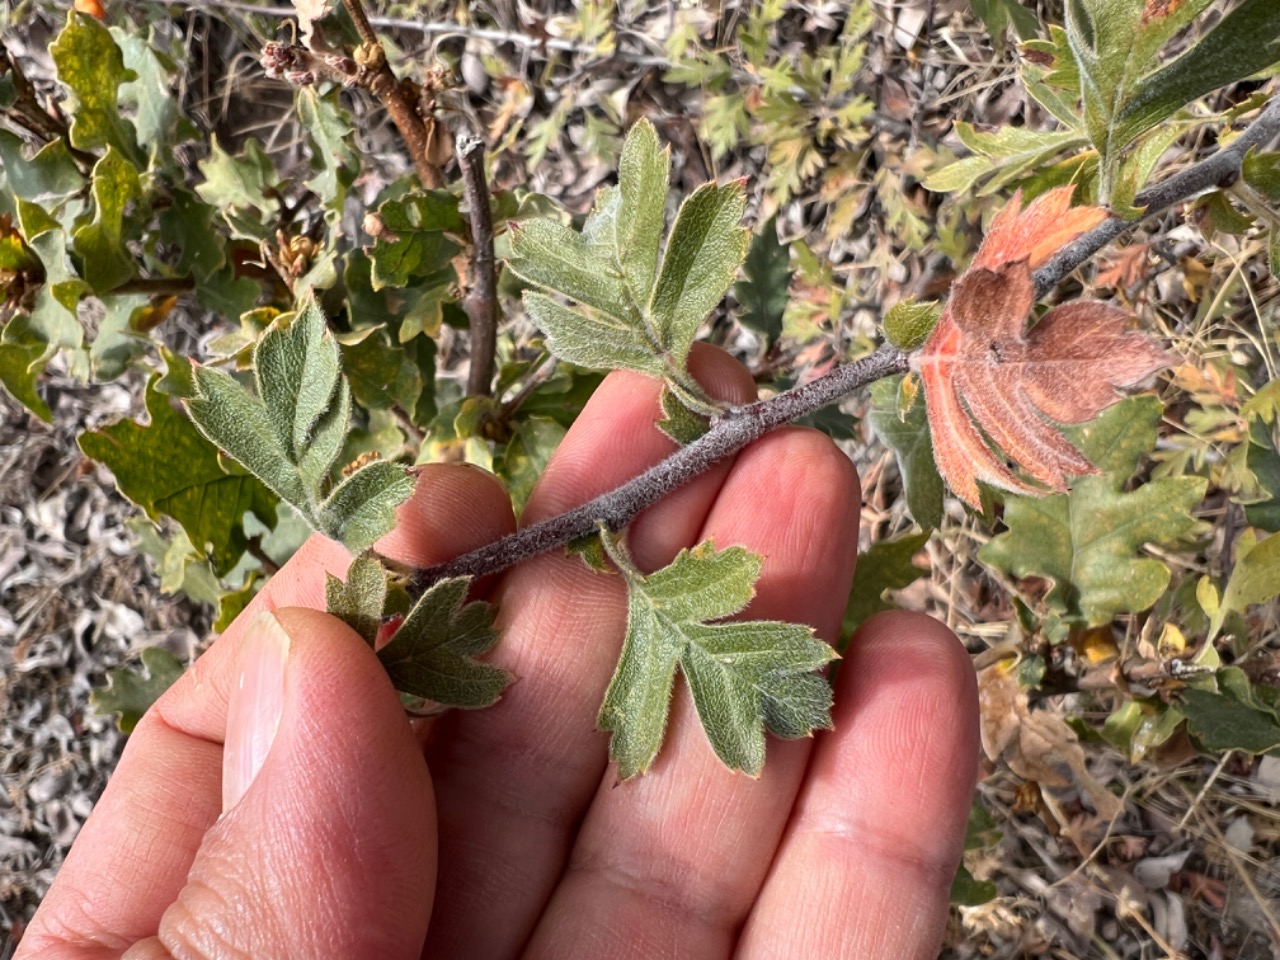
(222, 611), (290, 813)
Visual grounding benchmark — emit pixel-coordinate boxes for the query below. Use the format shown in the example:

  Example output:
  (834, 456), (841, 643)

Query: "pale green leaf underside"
(599, 539), (836, 779)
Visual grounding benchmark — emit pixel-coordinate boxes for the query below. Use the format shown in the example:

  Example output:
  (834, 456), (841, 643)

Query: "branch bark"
(340, 0), (444, 190)
(459, 135), (498, 397)
(1034, 96), (1280, 298)
(411, 346), (910, 591)
(407, 95), (1280, 595)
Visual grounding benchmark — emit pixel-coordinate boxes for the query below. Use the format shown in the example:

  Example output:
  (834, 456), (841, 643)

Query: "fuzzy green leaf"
(50, 10), (139, 160)
(979, 397), (1206, 625)
(732, 214), (792, 346)
(868, 376), (944, 530)
(326, 552), (388, 646)
(91, 647), (186, 734)
(79, 377), (277, 575)
(657, 385), (711, 445)
(599, 538), (836, 779)
(509, 122), (747, 383)
(319, 459), (415, 553)
(377, 577), (510, 708)
(524, 291), (665, 377)
(882, 299), (940, 351)
(186, 295), (412, 551)
(615, 118), (670, 304)
(72, 147), (141, 292)
(650, 179), (749, 366)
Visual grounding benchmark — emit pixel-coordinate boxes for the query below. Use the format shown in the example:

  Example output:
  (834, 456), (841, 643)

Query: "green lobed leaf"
(0, 333), (53, 422)
(79, 376), (278, 575)
(297, 87), (357, 206)
(732, 214), (792, 346)
(524, 291), (666, 377)
(1180, 669), (1280, 755)
(186, 294), (411, 553)
(114, 26), (180, 155)
(367, 192), (462, 291)
(158, 187), (226, 283)
(649, 179), (749, 366)
(979, 397), (1206, 625)
(318, 459), (415, 553)
(509, 219), (638, 323)
(599, 537), (837, 778)
(1210, 531), (1280, 639)
(377, 577), (510, 708)
(326, 552), (389, 646)
(841, 530), (931, 642)
(72, 147), (142, 292)
(1244, 421), (1280, 532)
(0, 132), (85, 205)
(91, 647), (186, 734)
(49, 10), (140, 160)
(868, 376), (944, 530)
(615, 118), (670, 305)
(195, 137), (276, 242)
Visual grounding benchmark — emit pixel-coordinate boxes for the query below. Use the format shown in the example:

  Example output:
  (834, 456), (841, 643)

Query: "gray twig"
(410, 346), (910, 591)
(1034, 96), (1280, 297)
(459, 135), (498, 397)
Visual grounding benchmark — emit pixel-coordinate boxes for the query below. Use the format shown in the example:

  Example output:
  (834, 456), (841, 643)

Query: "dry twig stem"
(411, 346), (911, 591)
(409, 95), (1280, 595)
(459, 136), (498, 397)
(340, 0), (444, 189)
(1034, 96), (1280, 297)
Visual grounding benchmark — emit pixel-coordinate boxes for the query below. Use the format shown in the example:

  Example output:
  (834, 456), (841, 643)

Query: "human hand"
(20, 346), (979, 960)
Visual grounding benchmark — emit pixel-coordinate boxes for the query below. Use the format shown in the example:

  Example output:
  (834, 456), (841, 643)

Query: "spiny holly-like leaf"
(78, 376), (277, 575)
(509, 120), (748, 389)
(186, 295), (413, 552)
(326, 552), (388, 646)
(599, 535), (837, 779)
(49, 10), (140, 161)
(366, 191), (461, 293)
(377, 577), (510, 708)
(979, 397), (1206, 625)
(0, 132), (85, 204)
(91, 647), (185, 734)
(72, 146), (141, 292)
(732, 213), (792, 346)
(195, 137), (277, 242)
(912, 187), (1170, 508)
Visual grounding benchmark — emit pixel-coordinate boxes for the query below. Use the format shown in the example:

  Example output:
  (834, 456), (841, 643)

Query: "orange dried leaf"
(913, 192), (1171, 508)
(74, 0), (106, 18)
(972, 187), (1108, 272)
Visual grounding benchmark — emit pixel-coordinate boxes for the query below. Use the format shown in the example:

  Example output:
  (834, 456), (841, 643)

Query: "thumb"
(130, 608), (436, 960)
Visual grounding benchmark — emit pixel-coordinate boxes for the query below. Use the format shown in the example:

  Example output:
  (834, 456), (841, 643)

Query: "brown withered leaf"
(912, 188), (1171, 507)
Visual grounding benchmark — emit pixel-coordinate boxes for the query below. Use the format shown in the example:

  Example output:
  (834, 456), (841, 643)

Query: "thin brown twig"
(459, 135), (497, 397)
(340, 0), (444, 190)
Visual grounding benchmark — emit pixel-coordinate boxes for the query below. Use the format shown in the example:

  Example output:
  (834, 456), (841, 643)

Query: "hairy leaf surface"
(599, 537), (836, 779)
(378, 577), (510, 708)
(912, 187), (1169, 507)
